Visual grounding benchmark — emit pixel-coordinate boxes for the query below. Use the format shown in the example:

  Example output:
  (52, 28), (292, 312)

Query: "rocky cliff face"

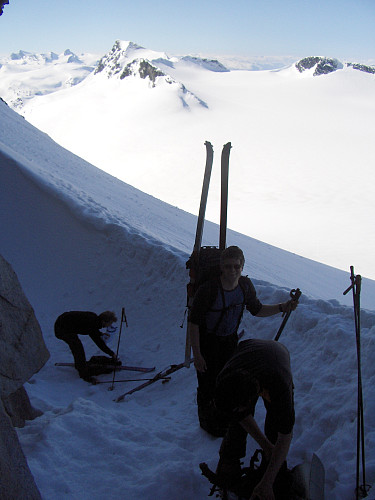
(0, 254), (50, 499)
(295, 56), (375, 76)
(0, 254), (50, 396)
(346, 62), (375, 74)
(295, 56), (343, 75)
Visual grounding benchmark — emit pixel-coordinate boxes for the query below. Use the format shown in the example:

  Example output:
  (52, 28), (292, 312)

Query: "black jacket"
(55, 311), (113, 357)
(189, 276), (262, 334)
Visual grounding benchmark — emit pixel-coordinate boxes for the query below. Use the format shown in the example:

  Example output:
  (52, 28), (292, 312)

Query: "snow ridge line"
(0, 145), (188, 275)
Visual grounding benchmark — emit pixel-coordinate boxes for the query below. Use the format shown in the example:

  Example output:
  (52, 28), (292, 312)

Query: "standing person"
(213, 339), (295, 500)
(54, 310), (118, 382)
(188, 246), (297, 435)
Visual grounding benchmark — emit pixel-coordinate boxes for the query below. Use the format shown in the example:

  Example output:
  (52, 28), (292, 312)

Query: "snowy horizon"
(2, 40), (373, 280)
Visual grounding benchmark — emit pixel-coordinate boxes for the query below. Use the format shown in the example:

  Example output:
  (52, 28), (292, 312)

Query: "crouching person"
(214, 338), (295, 500)
(55, 310), (118, 382)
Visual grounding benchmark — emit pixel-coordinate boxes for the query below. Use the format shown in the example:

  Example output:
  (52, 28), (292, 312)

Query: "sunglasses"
(223, 264), (242, 270)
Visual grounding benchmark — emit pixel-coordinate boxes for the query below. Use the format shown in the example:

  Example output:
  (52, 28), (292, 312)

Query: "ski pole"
(343, 267), (369, 499)
(109, 307), (128, 391)
(97, 376), (171, 385)
(274, 288), (301, 341)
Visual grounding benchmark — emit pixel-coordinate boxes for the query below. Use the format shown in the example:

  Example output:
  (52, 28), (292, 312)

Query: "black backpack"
(186, 246), (222, 300)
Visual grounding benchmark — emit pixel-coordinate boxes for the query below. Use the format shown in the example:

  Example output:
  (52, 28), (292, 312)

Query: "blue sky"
(0, 0), (374, 62)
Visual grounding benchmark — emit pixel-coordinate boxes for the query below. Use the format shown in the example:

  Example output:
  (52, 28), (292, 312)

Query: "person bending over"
(55, 310), (118, 382)
(214, 338), (295, 500)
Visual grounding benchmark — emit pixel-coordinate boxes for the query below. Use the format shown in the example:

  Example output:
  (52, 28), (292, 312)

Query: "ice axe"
(274, 288), (301, 341)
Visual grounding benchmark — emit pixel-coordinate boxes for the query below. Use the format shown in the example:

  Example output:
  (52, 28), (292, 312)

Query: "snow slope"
(1, 99), (375, 499)
(14, 40), (375, 280)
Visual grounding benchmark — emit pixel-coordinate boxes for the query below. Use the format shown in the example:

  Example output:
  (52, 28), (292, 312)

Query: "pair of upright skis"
(184, 141), (232, 366)
(193, 141), (231, 258)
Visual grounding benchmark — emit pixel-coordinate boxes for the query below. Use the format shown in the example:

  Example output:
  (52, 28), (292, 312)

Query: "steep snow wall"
(0, 150), (187, 366)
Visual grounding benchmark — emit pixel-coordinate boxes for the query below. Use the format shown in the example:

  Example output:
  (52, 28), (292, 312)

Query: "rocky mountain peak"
(346, 62), (375, 75)
(295, 56), (375, 77)
(63, 49), (83, 64)
(295, 57), (343, 76)
(94, 40), (170, 77)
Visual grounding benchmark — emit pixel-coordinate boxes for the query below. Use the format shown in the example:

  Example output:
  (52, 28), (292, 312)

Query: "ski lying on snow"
(115, 360), (192, 402)
(55, 362), (155, 373)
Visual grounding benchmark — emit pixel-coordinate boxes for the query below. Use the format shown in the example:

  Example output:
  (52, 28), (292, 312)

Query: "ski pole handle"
(290, 288), (302, 302)
(274, 288), (301, 341)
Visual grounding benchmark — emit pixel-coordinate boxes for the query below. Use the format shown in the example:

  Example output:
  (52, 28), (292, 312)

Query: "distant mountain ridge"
(0, 48), (98, 110)
(92, 40), (225, 102)
(1, 40), (374, 111)
(94, 40), (229, 78)
(8, 48), (84, 64)
(1, 39), (374, 279)
(295, 56), (375, 76)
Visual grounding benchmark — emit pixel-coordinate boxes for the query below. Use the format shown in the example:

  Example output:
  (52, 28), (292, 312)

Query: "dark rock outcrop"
(347, 62), (375, 74)
(296, 57), (343, 76)
(0, 254), (50, 499)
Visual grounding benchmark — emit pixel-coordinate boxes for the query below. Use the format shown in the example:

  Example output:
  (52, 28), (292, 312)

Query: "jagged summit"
(94, 40), (171, 77)
(295, 57), (343, 75)
(295, 56), (375, 76)
(94, 40), (229, 80)
(63, 49), (83, 64)
(117, 40), (170, 62)
(94, 40), (178, 87)
(93, 40), (208, 107)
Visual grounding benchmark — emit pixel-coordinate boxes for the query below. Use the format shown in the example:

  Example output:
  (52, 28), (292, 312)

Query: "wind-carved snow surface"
(1, 95), (375, 499)
(9, 40), (375, 280)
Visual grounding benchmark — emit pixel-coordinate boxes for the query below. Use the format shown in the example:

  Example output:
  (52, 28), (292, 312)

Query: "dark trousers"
(197, 332), (238, 405)
(55, 325), (87, 377)
(219, 399), (280, 462)
(196, 332), (238, 435)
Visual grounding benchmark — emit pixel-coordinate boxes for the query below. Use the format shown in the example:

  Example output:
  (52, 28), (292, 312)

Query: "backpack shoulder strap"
(206, 278), (222, 310)
(206, 279), (227, 335)
(209, 277), (248, 336)
(238, 276), (249, 302)
(232, 276), (249, 333)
